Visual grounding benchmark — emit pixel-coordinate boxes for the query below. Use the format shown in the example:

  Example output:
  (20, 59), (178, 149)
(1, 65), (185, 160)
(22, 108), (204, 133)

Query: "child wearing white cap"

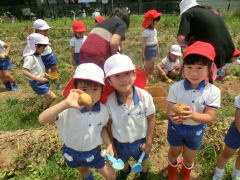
(22, 33), (56, 108)
(156, 44), (182, 81)
(33, 19), (62, 89)
(104, 54), (156, 179)
(39, 63), (116, 180)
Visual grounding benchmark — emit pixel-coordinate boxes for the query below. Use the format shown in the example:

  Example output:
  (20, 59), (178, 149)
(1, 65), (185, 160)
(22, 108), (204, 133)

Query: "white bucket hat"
(104, 54), (136, 78)
(179, 0), (199, 15)
(23, 33), (50, 56)
(170, 44), (182, 56)
(74, 63), (105, 85)
(33, 19), (51, 30)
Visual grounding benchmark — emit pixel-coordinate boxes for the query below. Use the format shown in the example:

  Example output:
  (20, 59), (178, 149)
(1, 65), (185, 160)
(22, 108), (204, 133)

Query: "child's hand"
(64, 89), (84, 109)
(170, 112), (186, 124)
(45, 72), (50, 79)
(141, 142), (152, 154)
(180, 106), (194, 120)
(37, 77), (49, 83)
(106, 144), (114, 157)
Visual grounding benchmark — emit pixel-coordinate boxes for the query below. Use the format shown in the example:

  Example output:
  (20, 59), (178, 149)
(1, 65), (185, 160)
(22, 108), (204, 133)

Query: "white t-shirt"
(23, 55), (46, 80)
(235, 96), (240, 108)
(0, 40), (6, 54)
(41, 36), (52, 56)
(167, 79), (221, 126)
(161, 56), (180, 71)
(106, 87), (155, 143)
(142, 28), (158, 46)
(222, 59), (240, 70)
(56, 103), (109, 151)
(70, 36), (87, 53)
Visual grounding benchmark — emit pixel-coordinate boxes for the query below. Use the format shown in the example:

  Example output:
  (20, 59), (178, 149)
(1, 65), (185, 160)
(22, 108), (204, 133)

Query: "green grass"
(0, 15), (240, 179)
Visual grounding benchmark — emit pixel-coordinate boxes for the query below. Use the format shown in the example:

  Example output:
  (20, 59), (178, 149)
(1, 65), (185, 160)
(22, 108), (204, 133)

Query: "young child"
(213, 95), (240, 180)
(70, 20), (87, 68)
(39, 63), (116, 180)
(33, 19), (62, 89)
(95, 16), (105, 24)
(142, 9), (162, 77)
(104, 54), (156, 180)
(0, 40), (18, 91)
(217, 48), (240, 81)
(22, 33), (56, 108)
(156, 44), (182, 81)
(166, 41), (221, 180)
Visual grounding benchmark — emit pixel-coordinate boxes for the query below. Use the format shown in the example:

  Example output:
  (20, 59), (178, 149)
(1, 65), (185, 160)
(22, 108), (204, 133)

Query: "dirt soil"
(0, 79), (240, 179)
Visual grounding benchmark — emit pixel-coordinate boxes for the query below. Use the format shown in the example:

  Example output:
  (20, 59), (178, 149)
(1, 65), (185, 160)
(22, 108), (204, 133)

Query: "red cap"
(72, 21), (86, 32)
(233, 48), (240, 57)
(95, 16), (105, 23)
(183, 41), (216, 61)
(142, 9), (162, 28)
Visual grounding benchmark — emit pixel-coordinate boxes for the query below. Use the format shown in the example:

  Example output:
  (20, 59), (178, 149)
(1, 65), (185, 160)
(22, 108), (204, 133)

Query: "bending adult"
(79, 8), (130, 68)
(177, 0), (235, 82)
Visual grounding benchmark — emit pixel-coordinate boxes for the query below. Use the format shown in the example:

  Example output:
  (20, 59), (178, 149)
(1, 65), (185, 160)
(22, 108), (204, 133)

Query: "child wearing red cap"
(166, 41), (221, 180)
(70, 20), (87, 68)
(39, 63), (116, 180)
(217, 48), (240, 81)
(213, 95), (240, 180)
(142, 9), (162, 77)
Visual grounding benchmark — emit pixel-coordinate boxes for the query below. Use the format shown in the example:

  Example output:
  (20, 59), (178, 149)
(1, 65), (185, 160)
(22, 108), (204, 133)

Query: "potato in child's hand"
(78, 93), (92, 107)
(0, 54), (6, 59)
(173, 104), (186, 116)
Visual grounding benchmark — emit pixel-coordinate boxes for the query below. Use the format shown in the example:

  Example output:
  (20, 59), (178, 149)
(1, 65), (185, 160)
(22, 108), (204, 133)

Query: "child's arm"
(39, 89), (83, 124)
(22, 69), (48, 83)
(110, 34), (122, 55)
(3, 43), (10, 56)
(141, 114), (156, 154)
(235, 108), (240, 132)
(101, 125), (114, 156)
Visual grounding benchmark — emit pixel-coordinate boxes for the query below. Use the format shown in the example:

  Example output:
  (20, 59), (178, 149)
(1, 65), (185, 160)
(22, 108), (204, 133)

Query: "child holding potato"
(39, 63), (116, 180)
(0, 40), (18, 91)
(166, 41), (221, 180)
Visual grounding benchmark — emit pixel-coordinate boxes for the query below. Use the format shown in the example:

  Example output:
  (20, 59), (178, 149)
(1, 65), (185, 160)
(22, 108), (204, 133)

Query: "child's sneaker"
(11, 82), (19, 92)
(4, 82), (12, 91)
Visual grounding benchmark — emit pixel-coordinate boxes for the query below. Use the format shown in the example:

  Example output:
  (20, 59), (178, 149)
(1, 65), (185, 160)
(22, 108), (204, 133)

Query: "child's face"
(35, 44), (47, 54)
(230, 56), (238, 63)
(75, 32), (84, 38)
(169, 53), (179, 61)
(183, 64), (209, 88)
(37, 29), (49, 36)
(109, 71), (136, 93)
(76, 82), (102, 106)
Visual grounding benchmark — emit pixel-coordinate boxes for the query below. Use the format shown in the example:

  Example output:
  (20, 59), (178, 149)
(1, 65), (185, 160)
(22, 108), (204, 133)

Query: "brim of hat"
(74, 28), (86, 32)
(105, 68), (136, 79)
(184, 51), (214, 61)
(233, 49), (240, 56)
(36, 42), (51, 45)
(38, 26), (51, 30)
(142, 19), (151, 28)
(73, 77), (105, 85)
(153, 12), (162, 18)
(171, 51), (182, 56)
(180, 3), (199, 15)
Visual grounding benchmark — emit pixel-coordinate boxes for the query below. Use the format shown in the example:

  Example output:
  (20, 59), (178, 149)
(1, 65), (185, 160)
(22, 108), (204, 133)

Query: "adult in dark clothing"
(79, 8), (130, 68)
(177, 0), (235, 82)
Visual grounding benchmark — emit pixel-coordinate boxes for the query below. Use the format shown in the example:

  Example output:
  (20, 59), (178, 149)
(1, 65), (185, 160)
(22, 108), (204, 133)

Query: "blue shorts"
(224, 121), (240, 149)
(167, 120), (206, 150)
(29, 80), (49, 95)
(41, 53), (57, 69)
(62, 145), (105, 169)
(0, 56), (12, 70)
(113, 138), (148, 163)
(74, 53), (80, 66)
(144, 45), (158, 60)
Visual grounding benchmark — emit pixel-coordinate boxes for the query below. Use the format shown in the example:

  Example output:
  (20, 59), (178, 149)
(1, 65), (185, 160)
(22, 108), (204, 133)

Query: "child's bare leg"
(168, 145), (182, 164)
(142, 159), (148, 173)
(182, 146), (197, 167)
(168, 69), (180, 79)
(235, 150), (240, 170)
(76, 166), (92, 178)
(97, 162), (116, 180)
(2, 70), (16, 82)
(44, 90), (56, 108)
(144, 60), (154, 77)
(216, 145), (237, 169)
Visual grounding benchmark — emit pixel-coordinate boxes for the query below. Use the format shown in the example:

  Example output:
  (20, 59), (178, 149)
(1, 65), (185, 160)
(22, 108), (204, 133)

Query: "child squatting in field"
(0, 39), (19, 91)
(167, 41), (221, 180)
(213, 95), (240, 179)
(39, 63), (116, 180)
(104, 54), (156, 180)
(22, 33), (56, 108)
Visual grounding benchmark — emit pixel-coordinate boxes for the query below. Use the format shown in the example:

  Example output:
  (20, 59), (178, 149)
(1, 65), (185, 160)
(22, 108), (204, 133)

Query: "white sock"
(232, 168), (240, 178)
(214, 167), (224, 177)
